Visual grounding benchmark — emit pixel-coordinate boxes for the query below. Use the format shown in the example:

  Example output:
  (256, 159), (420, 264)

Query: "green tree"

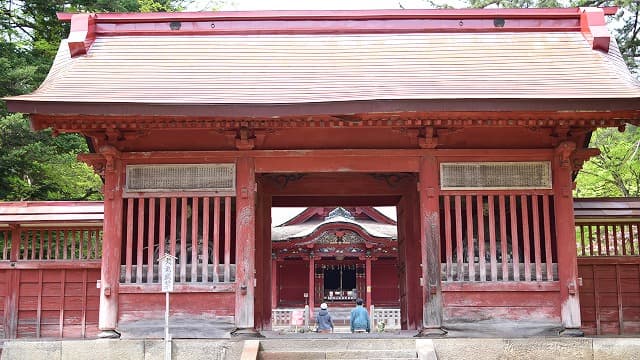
(0, 114), (102, 200)
(0, 0), (186, 201)
(428, 0), (640, 197)
(575, 126), (640, 197)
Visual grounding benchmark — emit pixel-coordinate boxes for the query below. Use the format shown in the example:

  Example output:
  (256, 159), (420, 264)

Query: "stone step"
(259, 338), (417, 351)
(259, 350), (417, 360)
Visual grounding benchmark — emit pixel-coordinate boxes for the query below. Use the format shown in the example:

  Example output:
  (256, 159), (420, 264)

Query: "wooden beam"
(262, 173), (413, 197)
(271, 195), (400, 207)
(255, 155), (419, 173)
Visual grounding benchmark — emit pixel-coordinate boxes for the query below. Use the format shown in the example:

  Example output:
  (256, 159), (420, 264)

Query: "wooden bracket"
(105, 127), (123, 144)
(571, 148), (600, 172)
(99, 145), (120, 172)
(235, 127), (255, 150)
(418, 126), (439, 149)
(555, 141), (576, 169)
(78, 153), (107, 177)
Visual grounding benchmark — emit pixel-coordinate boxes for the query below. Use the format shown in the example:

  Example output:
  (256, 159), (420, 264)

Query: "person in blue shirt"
(350, 298), (370, 333)
(316, 302), (334, 333)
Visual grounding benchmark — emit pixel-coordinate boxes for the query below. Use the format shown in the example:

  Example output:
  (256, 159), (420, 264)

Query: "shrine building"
(5, 7), (640, 337)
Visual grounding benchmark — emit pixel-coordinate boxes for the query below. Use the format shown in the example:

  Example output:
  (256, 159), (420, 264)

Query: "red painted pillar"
(308, 254), (315, 316)
(365, 257), (372, 308)
(98, 146), (123, 336)
(396, 198), (409, 329)
(404, 189), (422, 330)
(553, 142), (582, 332)
(418, 155), (444, 334)
(235, 156), (256, 329)
(271, 258), (278, 310)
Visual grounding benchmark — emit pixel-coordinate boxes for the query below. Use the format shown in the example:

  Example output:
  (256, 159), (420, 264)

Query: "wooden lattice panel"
(126, 164), (235, 193)
(440, 162), (552, 190)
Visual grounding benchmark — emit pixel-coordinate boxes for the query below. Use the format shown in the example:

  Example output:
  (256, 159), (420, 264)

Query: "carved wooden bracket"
(235, 126), (255, 150)
(99, 145), (120, 173)
(105, 127), (123, 144)
(418, 126), (439, 149)
(555, 141), (576, 168)
(78, 153), (107, 177)
(572, 148), (600, 172)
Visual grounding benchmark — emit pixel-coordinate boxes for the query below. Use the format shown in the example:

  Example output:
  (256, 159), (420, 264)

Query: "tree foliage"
(575, 126), (640, 197)
(0, 0), (185, 201)
(432, 0), (640, 197)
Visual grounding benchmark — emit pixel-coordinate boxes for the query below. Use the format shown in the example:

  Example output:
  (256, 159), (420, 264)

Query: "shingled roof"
(5, 8), (640, 118)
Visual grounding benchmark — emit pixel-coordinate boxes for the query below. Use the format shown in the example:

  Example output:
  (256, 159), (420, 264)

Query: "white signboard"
(159, 253), (176, 293)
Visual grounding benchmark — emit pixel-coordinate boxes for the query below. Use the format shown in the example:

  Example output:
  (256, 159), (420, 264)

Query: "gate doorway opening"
(254, 172), (425, 331)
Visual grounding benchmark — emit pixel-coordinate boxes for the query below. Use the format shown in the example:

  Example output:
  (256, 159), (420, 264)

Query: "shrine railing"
(440, 192), (557, 282)
(576, 223), (640, 257)
(0, 227), (102, 262)
(120, 195), (236, 285)
(1, 229), (10, 261)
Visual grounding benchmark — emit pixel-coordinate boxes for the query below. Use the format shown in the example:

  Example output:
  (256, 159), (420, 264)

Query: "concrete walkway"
(1, 337), (639, 359)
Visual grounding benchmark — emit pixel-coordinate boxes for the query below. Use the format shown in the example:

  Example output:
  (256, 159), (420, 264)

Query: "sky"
(189, 0), (460, 11)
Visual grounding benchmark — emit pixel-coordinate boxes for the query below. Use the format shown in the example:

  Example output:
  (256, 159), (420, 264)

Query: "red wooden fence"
(576, 223), (640, 256)
(1, 226), (102, 339)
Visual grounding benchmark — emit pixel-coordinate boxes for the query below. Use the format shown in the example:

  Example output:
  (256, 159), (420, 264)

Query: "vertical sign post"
(159, 253), (176, 360)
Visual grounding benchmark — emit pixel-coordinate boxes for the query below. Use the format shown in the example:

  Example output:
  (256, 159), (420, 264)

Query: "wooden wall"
(118, 291), (235, 324)
(277, 261), (308, 307)
(1, 266), (101, 339)
(579, 257), (640, 335)
(441, 283), (561, 323)
(371, 259), (400, 306)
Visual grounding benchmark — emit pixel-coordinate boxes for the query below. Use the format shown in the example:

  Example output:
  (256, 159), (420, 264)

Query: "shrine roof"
(574, 197), (640, 222)
(272, 207), (397, 241)
(5, 7), (640, 118)
(0, 201), (104, 225)
(272, 219), (397, 241)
